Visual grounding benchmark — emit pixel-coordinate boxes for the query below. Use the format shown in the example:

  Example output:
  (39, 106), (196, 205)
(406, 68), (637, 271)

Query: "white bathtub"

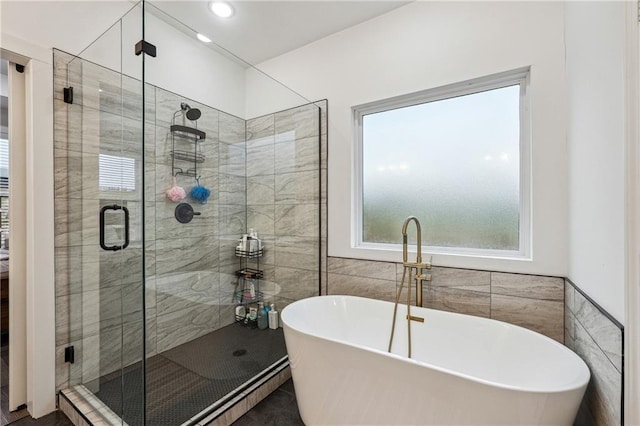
(282, 295), (589, 425)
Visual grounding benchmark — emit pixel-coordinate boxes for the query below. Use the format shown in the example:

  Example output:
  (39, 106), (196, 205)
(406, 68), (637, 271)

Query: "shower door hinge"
(64, 346), (75, 364)
(135, 40), (157, 58)
(63, 87), (73, 104)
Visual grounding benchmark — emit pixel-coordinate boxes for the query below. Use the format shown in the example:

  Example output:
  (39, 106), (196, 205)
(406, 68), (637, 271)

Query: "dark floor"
(6, 412), (72, 426)
(232, 379), (303, 426)
(1, 340), (30, 425)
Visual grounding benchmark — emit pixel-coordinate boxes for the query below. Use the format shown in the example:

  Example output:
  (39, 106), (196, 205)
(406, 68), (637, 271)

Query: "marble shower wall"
(149, 87), (246, 355)
(53, 49), (247, 390)
(54, 49), (150, 391)
(565, 280), (623, 425)
(245, 101), (326, 314)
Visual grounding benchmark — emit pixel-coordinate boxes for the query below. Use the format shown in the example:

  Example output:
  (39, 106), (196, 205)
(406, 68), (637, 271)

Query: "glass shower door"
(54, 3), (147, 425)
(140, 2), (324, 424)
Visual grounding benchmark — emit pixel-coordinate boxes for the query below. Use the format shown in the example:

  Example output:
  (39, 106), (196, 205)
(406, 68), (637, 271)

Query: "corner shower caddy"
(234, 245), (264, 327)
(170, 123), (206, 178)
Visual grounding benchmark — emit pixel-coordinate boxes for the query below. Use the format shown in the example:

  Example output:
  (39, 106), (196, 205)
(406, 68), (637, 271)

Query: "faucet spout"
(401, 216), (422, 265)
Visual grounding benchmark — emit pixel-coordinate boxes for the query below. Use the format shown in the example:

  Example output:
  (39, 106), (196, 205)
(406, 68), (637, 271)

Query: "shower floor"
(86, 323), (286, 426)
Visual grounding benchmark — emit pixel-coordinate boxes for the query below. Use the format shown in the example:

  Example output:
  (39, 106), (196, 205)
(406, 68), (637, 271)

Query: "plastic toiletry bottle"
(249, 229), (258, 252)
(257, 302), (269, 330)
(235, 304), (246, 320)
(249, 307), (258, 321)
(268, 304), (278, 329)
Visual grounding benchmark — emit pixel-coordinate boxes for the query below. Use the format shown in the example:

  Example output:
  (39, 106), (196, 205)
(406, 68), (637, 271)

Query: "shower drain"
(232, 349), (247, 357)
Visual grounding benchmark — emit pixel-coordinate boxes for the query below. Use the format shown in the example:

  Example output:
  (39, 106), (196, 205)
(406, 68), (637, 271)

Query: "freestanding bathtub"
(282, 295), (589, 425)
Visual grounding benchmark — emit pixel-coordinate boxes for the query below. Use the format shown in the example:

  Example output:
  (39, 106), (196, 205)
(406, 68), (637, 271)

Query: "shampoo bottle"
(268, 304), (278, 329)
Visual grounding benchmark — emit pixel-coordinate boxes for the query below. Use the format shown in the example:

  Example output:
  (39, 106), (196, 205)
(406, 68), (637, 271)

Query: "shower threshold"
(66, 323), (287, 425)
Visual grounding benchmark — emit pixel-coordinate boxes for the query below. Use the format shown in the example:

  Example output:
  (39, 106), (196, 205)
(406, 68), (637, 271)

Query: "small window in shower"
(99, 153), (136, 192)
(354, 68), (530, 258)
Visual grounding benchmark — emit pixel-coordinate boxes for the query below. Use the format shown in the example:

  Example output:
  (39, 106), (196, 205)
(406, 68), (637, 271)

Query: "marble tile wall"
(54, 50), (151, 390)
(245, 101), (327, 314)
(565, 279), (623, 425)
(327, 257), (564, 342)
(54, 49), (327, 393)
(53, 50), (247, 390)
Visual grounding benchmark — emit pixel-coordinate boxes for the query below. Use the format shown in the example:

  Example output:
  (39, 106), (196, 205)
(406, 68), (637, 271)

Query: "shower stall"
(53, 2), (326, 424)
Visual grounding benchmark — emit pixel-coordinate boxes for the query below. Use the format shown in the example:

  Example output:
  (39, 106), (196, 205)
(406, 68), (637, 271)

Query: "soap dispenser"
(268, 303), (278, 329)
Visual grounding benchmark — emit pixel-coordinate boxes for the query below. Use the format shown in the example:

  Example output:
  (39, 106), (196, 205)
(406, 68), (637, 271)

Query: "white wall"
(1, 1), (248, 118)
(250, 1), (568, 276)
(0, 32), (57, 418)
(143, 12), (247, 118)
(565, 1), (626, 324)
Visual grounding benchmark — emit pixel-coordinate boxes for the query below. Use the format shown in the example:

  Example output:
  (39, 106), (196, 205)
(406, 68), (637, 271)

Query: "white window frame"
(352, 68), (531, 260)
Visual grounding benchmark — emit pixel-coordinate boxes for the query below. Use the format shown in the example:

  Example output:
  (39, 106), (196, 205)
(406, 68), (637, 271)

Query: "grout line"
(574, 313), (622, 375)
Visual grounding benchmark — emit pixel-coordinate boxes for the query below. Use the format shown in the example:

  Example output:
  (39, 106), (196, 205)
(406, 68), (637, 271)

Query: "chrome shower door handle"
(100, 204), (130, 251)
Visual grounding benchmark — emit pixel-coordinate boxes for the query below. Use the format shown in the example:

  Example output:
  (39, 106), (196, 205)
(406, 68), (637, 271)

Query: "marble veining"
(274, 136), (320, 174)
(330, 257), (396, 281)
(155, 303), (221, 353)
(275, 171), (320, 205)
(246, 115), (275, 142)
(247, 144), (275, 177)
(491, 272), (564, 301)
(573, 289), (622, 372)
(54, 52), (326, 400)
(247, 175), (276, 205)
(564, 280), (623, 425)
(274, 236), (319, 272)
(274, 104), (320, 143)
(274, 204), (319, 237)
(573, 320), (621, 425)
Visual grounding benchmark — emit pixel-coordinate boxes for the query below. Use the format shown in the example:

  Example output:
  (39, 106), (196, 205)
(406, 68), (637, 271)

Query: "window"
(99, 154), (136, 192)
(354, 69), (530, 257)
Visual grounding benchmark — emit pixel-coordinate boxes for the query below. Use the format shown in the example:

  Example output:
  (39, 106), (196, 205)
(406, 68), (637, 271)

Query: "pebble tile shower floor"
(86, 323), (286, 425)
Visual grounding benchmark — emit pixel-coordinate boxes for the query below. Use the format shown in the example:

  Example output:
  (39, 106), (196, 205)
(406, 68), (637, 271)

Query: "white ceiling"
(151, 1), (410, 64)
(0, 1), (409, 65)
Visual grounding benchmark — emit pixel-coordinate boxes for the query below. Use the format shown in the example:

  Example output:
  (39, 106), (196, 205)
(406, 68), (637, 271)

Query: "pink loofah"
(166, 177), (186, 202)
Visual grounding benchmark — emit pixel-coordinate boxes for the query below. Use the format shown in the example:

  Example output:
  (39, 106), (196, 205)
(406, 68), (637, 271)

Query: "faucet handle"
(425, 255), (433, 269)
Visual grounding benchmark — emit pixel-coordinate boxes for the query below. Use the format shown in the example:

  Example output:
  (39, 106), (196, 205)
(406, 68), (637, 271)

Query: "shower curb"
(59, 385), (128, 426)
(57, 361), (291, 426)
(194, 361), (292, 426)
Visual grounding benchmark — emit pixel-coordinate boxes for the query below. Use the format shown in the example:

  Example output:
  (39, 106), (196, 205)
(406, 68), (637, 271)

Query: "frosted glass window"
(359, 79), (526, 253)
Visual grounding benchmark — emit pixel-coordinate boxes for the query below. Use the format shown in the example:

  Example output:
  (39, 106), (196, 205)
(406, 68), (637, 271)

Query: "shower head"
(180, 102), (202, 121)
(186, 108), (201, 121)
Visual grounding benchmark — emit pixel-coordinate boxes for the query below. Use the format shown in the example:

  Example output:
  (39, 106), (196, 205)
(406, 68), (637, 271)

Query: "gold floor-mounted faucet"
(401, 216), (432, 308)
(388, 216), (432, 358)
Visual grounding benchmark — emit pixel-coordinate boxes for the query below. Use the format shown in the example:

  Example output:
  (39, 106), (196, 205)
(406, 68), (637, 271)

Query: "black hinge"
(15, 64), (24, 73)
(63, 87), (73, 104)
(64, 346), (75, 364)
(135, 40), (157, 58)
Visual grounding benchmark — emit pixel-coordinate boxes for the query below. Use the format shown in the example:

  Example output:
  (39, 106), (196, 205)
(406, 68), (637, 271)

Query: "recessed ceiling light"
(209, 1), (234, 18)
(197, 33), (212, 43)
